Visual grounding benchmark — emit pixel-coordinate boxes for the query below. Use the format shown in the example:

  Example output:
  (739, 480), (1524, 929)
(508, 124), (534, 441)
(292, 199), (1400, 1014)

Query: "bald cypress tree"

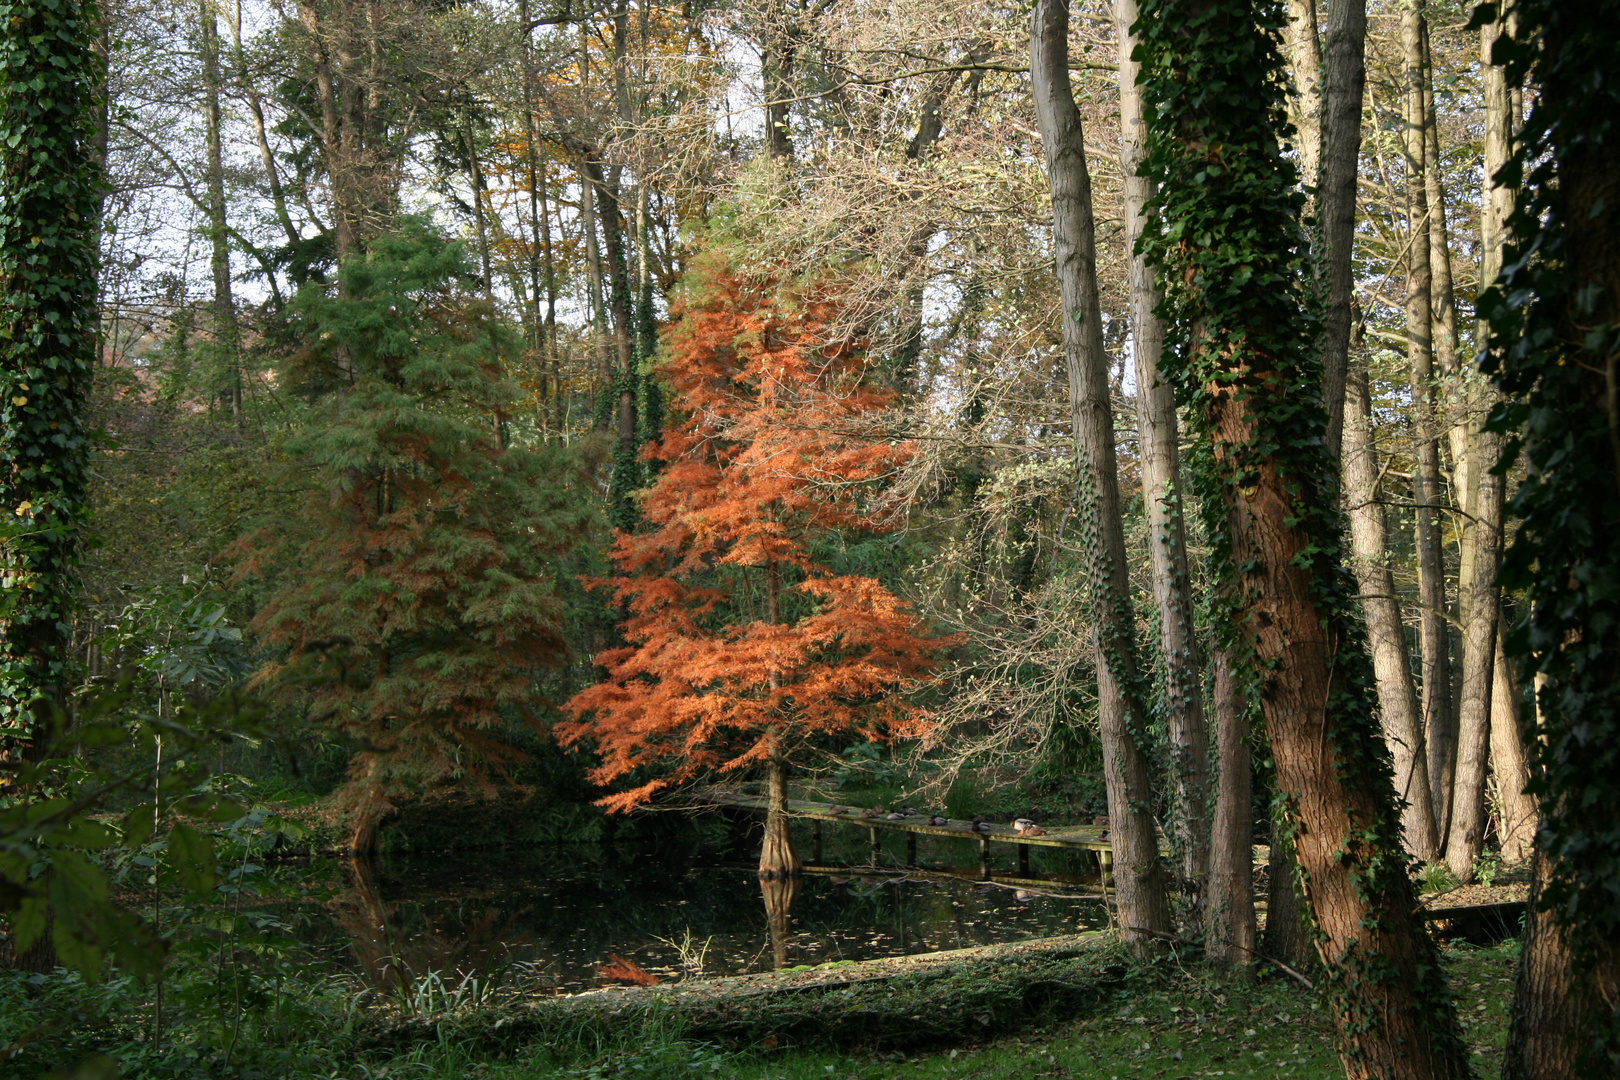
(234, 223), (595, 852)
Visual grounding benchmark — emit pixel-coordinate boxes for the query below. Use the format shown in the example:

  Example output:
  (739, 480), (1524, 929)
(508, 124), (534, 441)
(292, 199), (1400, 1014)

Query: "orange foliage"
(558, 252), (943, 809)
(597, 954), (659, 986)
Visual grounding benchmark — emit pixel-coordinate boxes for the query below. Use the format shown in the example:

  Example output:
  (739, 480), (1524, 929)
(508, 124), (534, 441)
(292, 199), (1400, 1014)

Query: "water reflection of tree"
(760, 876), (798, 970)
(327, 856), (535, 992)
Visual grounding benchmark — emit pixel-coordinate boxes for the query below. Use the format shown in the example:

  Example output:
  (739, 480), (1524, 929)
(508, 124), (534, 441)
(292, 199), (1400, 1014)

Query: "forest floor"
(364, 938), (1520, 1080)
(0, 931), (1519, 1079)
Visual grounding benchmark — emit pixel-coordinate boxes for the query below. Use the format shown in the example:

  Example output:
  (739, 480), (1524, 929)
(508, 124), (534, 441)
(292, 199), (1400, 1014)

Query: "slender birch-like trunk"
(1032, 0), (1172, 950)
(1204, 650), (1255, 967)
(1115, 0), (1209, 920)
(1282, 0), (1321, 190)
(1490, 641), (1537, 865)
(197, 0), (239, 418)
(1402, 0), (1454, 839)
(1317, 0), (1364, 457)
(1344, 360), (1440, 859)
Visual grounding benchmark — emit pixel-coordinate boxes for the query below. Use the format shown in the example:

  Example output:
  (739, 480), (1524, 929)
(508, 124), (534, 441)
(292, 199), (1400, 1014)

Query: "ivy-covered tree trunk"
(0, 0), (101, 744)
(1481, 0), (1620, 1073)
(1135, 2), (1470, 1075)
(1115, 0), (1211, 923)
(1032, 0), (1173, 951)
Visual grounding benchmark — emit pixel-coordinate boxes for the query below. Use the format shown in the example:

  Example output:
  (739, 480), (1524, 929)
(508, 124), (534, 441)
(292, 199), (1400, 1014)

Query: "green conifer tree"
(233, 223), (596, 852)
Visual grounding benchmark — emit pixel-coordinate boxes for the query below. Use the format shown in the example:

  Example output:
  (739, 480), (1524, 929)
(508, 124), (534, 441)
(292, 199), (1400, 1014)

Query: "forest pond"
(285, 821), (1109, 996)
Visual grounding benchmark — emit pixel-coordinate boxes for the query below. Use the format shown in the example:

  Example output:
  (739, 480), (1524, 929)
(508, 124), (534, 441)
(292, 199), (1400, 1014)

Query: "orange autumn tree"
(559, 251), (940, 877)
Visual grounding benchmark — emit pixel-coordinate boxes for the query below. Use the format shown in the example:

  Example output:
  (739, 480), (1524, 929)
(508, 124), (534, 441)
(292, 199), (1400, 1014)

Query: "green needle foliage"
(233, 222), (596, 851)
(0, 0), (102, 740)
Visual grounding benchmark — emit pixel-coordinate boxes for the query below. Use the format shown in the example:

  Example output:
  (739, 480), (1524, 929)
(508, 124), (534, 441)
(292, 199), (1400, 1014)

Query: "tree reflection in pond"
(299, 832), (1105, 995)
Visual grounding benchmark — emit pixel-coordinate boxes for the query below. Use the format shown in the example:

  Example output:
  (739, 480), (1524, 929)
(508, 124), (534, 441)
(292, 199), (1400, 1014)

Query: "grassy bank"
(1, 932), (1519, 1080)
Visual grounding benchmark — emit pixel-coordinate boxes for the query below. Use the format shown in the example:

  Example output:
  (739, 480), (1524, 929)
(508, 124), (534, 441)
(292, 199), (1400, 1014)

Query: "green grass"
(1, 939), (1520, 1080)
(347, 941), (1520, 1080)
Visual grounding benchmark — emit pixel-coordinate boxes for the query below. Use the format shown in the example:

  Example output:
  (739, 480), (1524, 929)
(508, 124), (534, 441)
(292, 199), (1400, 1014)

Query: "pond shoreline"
(367, 931), (1129, 1055)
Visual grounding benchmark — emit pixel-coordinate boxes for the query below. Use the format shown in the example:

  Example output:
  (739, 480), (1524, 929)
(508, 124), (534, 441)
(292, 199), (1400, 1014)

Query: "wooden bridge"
(711, 793), (1119, 881)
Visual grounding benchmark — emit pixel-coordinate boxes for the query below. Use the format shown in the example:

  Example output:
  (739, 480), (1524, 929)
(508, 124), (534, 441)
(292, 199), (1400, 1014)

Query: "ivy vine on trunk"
(0, 0), (102, 744)
(1133, 1), (1469, 1076)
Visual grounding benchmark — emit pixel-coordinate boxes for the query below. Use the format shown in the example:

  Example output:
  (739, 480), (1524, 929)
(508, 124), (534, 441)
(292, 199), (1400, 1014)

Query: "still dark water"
(293, 819), (1108, 996)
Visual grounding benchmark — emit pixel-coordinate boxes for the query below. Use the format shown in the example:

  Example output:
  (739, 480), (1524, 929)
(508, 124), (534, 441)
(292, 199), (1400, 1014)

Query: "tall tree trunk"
(1115, 0), (1209, 922)
(1317, 0), (1364, 458)
(578, 158), (613, 425)
(1446, 423), (1503, 882)
(760, 0), (794, 160)
(1490, 641), (1536, 865)
(1344, 359), (1441, 859)
(297, 1), (353, 267)
(759, 560), (800, 879)
(197, 0), (239, 418)
(1402, 0), (1453, 843)
(1483, 1), (1620, 1066)
(1422, 19), (1468, 489)
(1281, 0), (1320, 191)
(1134, 2), (1472, 1072)
(0, 0), (101, 740)
(1204, 650), (1255, 968)
(1501, 853), (1583, 1080)
(463, 110), (492, 298)
(1032, 0), (1172, 951)
(231, 0), (299, 248)
(1472, 0), (1538, 873)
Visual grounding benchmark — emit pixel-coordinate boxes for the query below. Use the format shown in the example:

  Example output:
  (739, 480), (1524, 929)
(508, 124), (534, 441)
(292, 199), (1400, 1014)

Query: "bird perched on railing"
(1012, 818), (1048, 837)
(858, 805), (885, 819)
(928, 815), (950, 827)
(971, 815), (992, 833)
(884, 811), (908, 821)
(826, 805), (848, 816)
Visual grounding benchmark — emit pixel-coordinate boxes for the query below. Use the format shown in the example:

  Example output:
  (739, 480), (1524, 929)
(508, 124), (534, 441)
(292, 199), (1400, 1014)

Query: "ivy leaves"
(0, 0), (101, 729)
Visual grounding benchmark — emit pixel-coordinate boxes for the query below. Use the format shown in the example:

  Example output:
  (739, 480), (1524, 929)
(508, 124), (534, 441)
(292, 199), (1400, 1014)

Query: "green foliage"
(234, 221), (598, 845)
(0, 686), (256, 982)
(0, 0), (103, 734)
(1476, 0), (1620, 1066)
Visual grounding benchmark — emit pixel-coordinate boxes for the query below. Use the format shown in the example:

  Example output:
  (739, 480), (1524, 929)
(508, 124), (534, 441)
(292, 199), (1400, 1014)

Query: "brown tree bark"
(1446, 422), (1503, 882)
(759, 560), (800, 879)
(759, 754), (801, 879)
(1401, 0), (1454, 843)
(1471, 0), (1539, 873)
(1281, 0), (1321, 191)
(1115, 0), (1209, 921)
(1317, 0), (1364, 458)
(1501, 854), (1583, 1080)
(1031, 0), (1172, 950)
(1490, 641), (1536, 865)
(1344, 359), (1440, 859)
(197, 0), (239, 418)
(1204, 650), (1255, 968)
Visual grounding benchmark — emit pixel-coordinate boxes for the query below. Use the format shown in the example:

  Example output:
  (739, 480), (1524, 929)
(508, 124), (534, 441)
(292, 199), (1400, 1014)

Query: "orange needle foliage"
(558, 251), (943, 810)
